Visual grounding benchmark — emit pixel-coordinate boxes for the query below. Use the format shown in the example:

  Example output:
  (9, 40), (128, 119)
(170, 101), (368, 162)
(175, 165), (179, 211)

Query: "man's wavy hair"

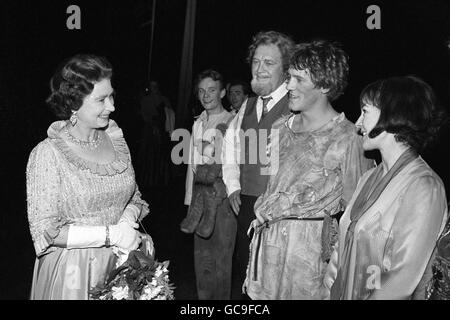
(46, 54), (113, 119)
(360, 75), (447, 152)
(290, 40), (349, 102)
(246, 31), (295, 73)
(194, 69), (225, 95)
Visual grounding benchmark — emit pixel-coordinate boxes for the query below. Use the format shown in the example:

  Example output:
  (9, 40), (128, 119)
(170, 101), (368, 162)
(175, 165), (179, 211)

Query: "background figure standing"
(244, 40), (373, 299)
(182, 70), (237, 299)
(227, 80), (250, 116)
(27, 54), (148, 299)
(423, 41), (450, 301)
(138, 80), (173, 189)
(222, 31), (294, 299)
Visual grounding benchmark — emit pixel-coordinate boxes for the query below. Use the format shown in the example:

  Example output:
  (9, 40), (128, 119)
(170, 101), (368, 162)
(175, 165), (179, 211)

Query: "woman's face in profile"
(356, 102), (382, 151)
(76, 78), (115, 129)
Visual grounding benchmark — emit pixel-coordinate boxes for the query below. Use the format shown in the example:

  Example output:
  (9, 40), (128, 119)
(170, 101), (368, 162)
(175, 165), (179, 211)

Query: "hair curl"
(46, 54), (113, 119)
(360, 75), (447, 152)
(290, 40), (349, 101)
(246, 31), (295, 73)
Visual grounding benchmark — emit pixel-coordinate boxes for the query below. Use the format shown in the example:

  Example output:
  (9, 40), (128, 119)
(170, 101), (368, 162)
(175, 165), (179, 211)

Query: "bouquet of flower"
(90, 234), (175, 300)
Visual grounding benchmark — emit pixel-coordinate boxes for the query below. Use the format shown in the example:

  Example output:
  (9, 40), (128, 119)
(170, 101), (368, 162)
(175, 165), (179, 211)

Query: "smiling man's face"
(250, 43), (285, 96)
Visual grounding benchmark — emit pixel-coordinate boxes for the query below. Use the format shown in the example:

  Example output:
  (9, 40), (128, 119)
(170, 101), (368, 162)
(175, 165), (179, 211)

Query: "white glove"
(119, 204), (140, 228)
(66, 225), (107, 249)
(109, 221), (141, 251)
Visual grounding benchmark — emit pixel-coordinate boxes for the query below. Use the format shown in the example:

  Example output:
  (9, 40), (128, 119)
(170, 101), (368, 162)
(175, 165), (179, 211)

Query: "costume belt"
(248, 215), (325, 281)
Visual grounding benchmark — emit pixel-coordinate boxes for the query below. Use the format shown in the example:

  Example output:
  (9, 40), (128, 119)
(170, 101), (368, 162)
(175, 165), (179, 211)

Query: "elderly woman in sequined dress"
(324, 76), (448, 299)
(26, 54), (150, 300)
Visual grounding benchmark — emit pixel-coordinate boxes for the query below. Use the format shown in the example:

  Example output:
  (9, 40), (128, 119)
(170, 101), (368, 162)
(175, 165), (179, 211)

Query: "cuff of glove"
(124, 204), (140, 220)
(67, 225), (107, 249)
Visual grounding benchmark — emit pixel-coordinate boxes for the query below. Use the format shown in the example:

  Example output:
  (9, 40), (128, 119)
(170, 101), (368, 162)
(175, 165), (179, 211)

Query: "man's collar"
(196, 110), (208, 121)
(261, 83), (288, 103)
(196, 108), (228, 122)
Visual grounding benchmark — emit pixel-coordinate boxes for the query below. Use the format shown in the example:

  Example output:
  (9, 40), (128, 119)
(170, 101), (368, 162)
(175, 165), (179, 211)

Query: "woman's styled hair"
(360, 75), (446, 152)
(247, 30), (295, 73)
(290, 40), (349, 102)
(46, 54), (113, 119)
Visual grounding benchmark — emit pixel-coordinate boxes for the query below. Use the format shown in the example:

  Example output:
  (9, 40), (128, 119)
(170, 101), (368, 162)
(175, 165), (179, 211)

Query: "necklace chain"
(64, 126), (103, 150)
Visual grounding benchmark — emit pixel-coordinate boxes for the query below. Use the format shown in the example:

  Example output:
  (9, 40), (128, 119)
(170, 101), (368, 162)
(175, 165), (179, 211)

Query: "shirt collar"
(261, 82), (288, 104)
(197, 108), (229, 122)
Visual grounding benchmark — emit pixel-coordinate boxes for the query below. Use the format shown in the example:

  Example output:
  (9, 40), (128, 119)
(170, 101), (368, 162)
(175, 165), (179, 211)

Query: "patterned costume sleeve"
(323, 240), (340, 296)
(341, 133), (375, 207)
(320, 131), (374, 262)
(26, 141), (68, 257)
(129, 183), (150, 221)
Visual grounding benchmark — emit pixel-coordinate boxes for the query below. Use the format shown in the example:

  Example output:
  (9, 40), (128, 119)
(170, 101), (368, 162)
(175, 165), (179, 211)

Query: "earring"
(70, 112), (78, 126)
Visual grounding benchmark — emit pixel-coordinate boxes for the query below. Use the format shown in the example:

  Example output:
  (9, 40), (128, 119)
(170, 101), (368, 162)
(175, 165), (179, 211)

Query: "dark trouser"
(231, 194), (258, 300)
(194, 198), (237, 300)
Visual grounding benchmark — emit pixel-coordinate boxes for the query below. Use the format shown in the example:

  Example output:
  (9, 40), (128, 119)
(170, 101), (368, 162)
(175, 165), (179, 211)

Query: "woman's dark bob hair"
(46, 54), (113, 119)
(360, 75), (446, 152)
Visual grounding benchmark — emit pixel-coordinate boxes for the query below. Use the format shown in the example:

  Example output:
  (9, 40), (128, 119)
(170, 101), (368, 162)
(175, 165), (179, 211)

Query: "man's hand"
(255, 210), (267, 225)
(229, 190), (241, 215)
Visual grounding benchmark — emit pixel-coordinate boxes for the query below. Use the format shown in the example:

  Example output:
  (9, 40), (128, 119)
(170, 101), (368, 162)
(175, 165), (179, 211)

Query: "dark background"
(1, 0), (449, 299)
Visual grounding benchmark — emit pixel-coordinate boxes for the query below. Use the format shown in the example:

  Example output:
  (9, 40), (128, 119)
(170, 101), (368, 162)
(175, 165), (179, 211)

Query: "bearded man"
(222, 30), (294, 299)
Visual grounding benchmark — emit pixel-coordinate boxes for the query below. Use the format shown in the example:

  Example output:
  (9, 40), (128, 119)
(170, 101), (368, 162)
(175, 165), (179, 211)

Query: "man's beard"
(251, 78), (274, 96)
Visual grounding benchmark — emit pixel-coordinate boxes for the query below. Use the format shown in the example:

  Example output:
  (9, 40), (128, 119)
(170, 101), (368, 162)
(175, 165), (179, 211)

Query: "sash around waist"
(252, 214), (325, 236)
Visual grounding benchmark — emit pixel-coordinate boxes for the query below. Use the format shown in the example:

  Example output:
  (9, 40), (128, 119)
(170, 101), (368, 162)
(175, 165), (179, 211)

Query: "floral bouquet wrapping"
(90, 234), (175, 300)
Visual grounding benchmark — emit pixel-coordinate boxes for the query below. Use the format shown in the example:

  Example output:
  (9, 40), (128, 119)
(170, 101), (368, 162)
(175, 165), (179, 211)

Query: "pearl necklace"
(64, 126), (103, 150)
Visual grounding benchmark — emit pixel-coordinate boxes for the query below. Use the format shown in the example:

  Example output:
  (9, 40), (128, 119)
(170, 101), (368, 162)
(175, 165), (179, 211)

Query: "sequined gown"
(26, 120), (149, 300)
(244, 113), (373, 300)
